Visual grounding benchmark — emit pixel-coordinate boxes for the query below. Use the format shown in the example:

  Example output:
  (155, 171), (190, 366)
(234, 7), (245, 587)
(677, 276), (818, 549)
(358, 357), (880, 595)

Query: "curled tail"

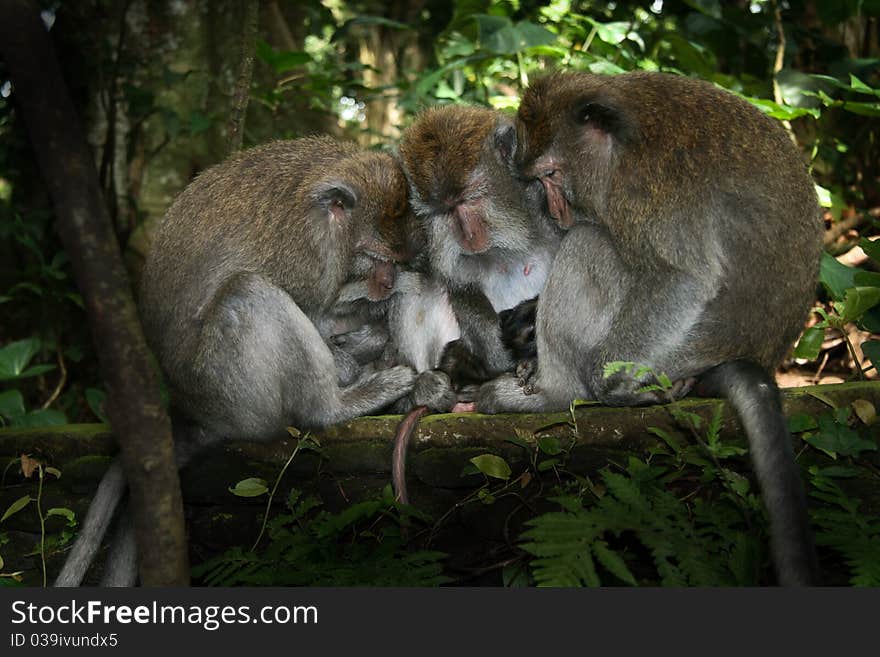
(54, 459), (127, 587)
(698, 360), (819, 586)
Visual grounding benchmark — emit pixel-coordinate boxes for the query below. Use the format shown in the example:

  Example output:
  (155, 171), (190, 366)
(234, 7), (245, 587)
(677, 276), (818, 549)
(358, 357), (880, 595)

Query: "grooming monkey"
(55, 137), (417, 586)
(397, 105), (563, 388)
(476, 71), (823, 585)
(380, 105), (564, 501)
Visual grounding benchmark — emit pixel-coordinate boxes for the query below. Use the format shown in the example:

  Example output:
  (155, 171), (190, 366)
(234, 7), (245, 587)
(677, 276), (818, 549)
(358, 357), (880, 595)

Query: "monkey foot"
(515, 359), (538, 388)
(451, 401), (476, 413)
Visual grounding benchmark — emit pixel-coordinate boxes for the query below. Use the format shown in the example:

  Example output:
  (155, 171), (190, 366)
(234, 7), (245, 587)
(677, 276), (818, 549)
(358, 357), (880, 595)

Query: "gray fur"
(399, 107), (564, 382)
(56, 138), (416, 587)
(53, 459), (126, 587)
(477, 71), (823, 584)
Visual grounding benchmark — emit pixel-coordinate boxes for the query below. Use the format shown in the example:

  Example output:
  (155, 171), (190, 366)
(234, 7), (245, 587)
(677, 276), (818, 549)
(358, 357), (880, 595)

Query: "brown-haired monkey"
(397, 105), (563, 389)
(55, 137), (417, 586)
(477, 71), (823, 585)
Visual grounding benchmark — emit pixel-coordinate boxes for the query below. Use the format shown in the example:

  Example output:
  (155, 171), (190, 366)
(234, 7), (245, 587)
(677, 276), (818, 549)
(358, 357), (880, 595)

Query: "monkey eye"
(328, 198), (347, 222)
(575, 102), (596, 124)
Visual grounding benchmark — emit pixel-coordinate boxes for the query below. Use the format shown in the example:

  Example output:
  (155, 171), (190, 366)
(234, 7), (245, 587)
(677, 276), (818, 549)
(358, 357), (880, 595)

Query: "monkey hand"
(515, 359), (538, 391)
(411, 370), (458, 411)
(594, 371), (695, 407)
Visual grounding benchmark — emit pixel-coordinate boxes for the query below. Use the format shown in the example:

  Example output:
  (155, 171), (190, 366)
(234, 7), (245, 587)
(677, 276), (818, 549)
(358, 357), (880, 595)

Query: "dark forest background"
(1, 0), (879, 587)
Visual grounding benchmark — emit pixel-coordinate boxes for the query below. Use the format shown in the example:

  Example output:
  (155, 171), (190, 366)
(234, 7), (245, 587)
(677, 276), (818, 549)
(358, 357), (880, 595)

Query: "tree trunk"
(0, 0), (188, 586)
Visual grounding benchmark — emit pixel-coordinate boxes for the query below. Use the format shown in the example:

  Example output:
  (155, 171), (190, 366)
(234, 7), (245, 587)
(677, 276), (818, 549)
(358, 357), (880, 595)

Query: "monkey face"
(516, 72), (638, 228)
(399, 105), (538, 280)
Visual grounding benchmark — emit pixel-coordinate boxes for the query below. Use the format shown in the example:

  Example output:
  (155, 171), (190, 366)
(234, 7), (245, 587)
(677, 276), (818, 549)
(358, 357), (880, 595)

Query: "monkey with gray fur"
(55, 137), (417, 586)
(476, 71), (823, 585)
(397, 105), (563, 389)
(380, 106), (565, 502)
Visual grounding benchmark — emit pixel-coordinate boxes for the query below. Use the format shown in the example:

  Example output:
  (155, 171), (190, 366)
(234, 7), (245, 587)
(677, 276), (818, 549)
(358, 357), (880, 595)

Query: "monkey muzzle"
(526, 156), (574, 229)
(453, 201), (490, 254)
(538, 170), (574, 229)
(368, 260), (397, 301)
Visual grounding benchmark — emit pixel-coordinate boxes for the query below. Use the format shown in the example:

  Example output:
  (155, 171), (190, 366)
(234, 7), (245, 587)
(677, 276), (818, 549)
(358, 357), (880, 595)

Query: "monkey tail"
(697, 360), (819, 586)
(54, 458), (127, 587)
(392, 405), (429, 505)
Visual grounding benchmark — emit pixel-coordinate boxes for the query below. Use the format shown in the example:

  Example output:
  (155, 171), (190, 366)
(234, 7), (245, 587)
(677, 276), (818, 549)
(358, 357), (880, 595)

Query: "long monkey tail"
(698, 360), (819, 586)
(53, 458), (127, 587)
(392, 406), (430, 505)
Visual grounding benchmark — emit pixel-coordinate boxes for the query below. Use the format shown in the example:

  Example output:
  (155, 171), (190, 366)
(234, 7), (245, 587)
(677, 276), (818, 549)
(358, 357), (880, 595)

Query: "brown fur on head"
(398, 105), (498, 209)
(516, 71), (811, 236)
(514, 70), (821, 370)
(142, 136), (412, 334)
(397, 104), (544, 270)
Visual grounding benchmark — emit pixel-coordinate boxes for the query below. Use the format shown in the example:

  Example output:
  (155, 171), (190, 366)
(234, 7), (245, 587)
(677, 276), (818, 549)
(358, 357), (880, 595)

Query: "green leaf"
(1, 495), (32, 523)
(504, 433), (532, 450)
(603, 361), (635, 378)
(647, 426), (684, 453)
(228, 478), (269, 497)
(515, 21), (557, 49)
(820, 252), (857, 301)
(0, 390), (25, 420)
(743, 96), (820, 120)
(788, 413), (819, 433)
(537, 436), (562, 456)
(813, 465), (859, 478)
(793, 326), (825, 360)
(256, 40), (314, 73)
(18, 364), (55, 379)
(851, 399), (876, 426)
(840, 101), (880, 117)
(537, 458), (560, 472)
(862, 340), (880, 371)
(805, 414), (878, 458)
(586, 19), (634, 45)
(46, 507), (76, 525)
(44, 467), (61, 479)
(853, 271), (880, 288)
(16, 409), (67, 427)
(592, 540), (637, 585)
(841, 287), (880, 322)
(849, 74), (880, 96)
(0, 338), (41, 381)
(859, 238), (880, 263)
(469, 454), (511, 480)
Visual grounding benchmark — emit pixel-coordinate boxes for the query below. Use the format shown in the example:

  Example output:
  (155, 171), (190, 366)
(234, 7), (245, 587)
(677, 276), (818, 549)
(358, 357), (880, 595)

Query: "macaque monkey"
(397, 105), (563, 387)
(477, 71), (823, 585)
(55, 137), (416, 586)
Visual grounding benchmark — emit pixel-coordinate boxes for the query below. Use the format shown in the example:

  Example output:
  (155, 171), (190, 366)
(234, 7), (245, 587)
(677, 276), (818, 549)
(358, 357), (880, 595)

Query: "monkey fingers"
(667, 376), (697, 402)
(515, 359), (538, 388)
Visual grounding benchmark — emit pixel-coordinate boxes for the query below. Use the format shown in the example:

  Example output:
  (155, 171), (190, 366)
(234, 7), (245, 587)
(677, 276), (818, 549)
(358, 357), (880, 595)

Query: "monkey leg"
(544, 225), (715, 407)
(189, 272), (413, 437)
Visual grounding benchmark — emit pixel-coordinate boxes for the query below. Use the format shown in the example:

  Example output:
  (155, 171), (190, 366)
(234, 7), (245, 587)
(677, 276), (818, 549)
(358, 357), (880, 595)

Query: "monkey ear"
(493, 121), (517, 166)
(572, 100), (636, 144)
(312, 181), (358, 222)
